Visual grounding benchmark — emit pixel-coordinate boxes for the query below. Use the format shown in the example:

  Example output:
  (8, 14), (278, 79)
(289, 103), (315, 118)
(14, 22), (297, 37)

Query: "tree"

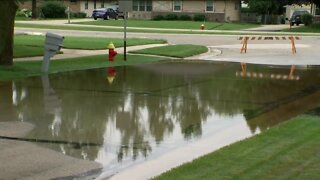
(244, 0), (320, 12)
(243, 0), (320, 23)
(32, 0), (37, 19)
(0, 0), (19, 66)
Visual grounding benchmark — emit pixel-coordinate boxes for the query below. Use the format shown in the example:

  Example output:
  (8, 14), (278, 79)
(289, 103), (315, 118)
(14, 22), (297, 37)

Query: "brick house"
(131, 0), (241, 22)
(19, 0), (241, 22)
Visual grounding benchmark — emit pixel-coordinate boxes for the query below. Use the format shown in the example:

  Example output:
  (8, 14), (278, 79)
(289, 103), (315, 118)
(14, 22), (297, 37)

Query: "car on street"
(290, 10), (310, 26)
(92, 8), (119, 20)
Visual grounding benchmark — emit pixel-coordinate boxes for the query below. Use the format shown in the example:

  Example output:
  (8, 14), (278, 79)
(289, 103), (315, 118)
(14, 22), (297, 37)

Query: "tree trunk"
(0, 1), (18, 66)
(32, 0), (37, 19)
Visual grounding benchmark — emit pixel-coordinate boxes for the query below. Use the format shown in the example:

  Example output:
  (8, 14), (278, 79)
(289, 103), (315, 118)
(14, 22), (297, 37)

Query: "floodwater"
(1, 61), (320, 179)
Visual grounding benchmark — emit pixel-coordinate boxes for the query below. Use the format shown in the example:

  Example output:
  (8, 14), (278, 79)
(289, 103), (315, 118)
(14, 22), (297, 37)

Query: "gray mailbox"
(42, 33), (64, 73)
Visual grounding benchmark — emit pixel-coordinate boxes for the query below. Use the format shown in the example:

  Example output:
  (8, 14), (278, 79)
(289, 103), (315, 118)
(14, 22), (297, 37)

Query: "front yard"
(156, 115), (320, 179)
(282, 24), (320, 33)
(75, 19), (260, 30)
(14, 35), (167, 58)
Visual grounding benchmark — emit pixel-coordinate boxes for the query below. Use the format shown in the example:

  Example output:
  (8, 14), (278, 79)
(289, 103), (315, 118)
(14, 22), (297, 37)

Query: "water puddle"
(1, 61), (320, 178)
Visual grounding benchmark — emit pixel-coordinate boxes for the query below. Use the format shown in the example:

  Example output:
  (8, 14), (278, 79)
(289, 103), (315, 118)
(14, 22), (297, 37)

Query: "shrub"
(302, 13), (313, 26)
(16, 9), (32, 17)
(179, 14), (192, 21)
(71, 12), (87, 18)
(40, 1), (66, 18)
(153, 15), (164, 21)
(193, 14), (206, 21)
(165, 14), (178, 20)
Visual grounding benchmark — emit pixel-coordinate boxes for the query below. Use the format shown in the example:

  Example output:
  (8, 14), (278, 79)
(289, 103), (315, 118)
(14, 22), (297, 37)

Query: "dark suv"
(290, 10), (309, 26)
(92, 8), (118, 20)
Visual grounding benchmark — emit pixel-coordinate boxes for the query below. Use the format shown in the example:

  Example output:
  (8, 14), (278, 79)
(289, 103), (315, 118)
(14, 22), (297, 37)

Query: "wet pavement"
(1, 61), (320, 179)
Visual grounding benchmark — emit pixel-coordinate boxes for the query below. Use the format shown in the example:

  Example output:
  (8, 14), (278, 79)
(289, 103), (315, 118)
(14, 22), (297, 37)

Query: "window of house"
(133, 0), (139, 11)
(173, 0), (182, 12)
(235, 1), (240, 10)
(101, 0), (105, 8)
(206, 0), (214, 12)
(133, 0), (152, 11)
(139, 0), (146, 11)
(85, 0), (88, 10)
(146, 0), (152, 11)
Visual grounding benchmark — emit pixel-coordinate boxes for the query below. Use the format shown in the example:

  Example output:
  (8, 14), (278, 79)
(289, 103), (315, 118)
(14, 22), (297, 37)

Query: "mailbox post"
(42, 33), (64, 73)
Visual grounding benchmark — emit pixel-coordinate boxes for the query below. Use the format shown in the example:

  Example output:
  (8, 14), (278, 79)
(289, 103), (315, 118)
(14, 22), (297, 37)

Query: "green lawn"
(17, 23), (320, 36)
(14, 45), (44, 58)
(1, 54), (165, 81)
(76, 19), (260, 30)
(156, 115), (320, 179)
(15, 17), (32, 21)
(130, 45), (208, 58)
(282, 24), (320, 33)
(13, 35), (167, 58)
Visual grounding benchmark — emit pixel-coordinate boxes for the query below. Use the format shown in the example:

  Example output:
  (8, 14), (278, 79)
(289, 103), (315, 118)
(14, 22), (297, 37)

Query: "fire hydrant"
(108, 42), (117, 62)
(201, 24), (205, 30)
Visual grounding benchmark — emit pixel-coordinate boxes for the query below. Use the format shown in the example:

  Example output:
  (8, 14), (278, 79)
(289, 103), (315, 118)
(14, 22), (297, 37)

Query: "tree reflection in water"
(3, 62), (320, 164)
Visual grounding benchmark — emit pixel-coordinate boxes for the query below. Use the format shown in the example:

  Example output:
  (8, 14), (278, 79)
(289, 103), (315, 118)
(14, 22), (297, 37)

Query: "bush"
(179, 14), (192, 21)
(41, 1), (66, 18)
(302, 13), (313, 26)
(16, 9), (32, 17)
(193, 14), (206, 21)
(153, 15), (164, 21)
(71, 12), (87, 18)
(165, 14), (178, 20)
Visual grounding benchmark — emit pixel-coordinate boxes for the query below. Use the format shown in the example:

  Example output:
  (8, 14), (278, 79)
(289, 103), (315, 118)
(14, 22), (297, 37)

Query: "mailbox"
(42, 33), (64, 73)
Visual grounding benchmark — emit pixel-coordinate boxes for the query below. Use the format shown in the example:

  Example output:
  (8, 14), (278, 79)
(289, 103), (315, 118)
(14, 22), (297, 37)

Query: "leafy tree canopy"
(243, 0), (320, 15)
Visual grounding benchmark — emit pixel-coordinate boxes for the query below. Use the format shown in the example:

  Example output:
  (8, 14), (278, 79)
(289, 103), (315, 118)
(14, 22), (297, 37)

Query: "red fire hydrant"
(108, 42), (117, 62)
(201, 24), (205, 30)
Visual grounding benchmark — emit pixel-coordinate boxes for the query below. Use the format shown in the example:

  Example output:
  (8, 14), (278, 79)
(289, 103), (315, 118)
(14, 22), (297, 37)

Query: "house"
(19, 0), (241, 22)
(130, 0), (241, 22)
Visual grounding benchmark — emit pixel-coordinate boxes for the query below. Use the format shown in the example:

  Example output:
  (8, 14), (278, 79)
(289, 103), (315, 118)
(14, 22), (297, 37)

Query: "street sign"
(119, 0), (132, 12)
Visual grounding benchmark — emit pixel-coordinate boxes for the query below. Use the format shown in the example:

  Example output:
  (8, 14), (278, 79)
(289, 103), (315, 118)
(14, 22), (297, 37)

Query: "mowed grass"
(14, 45), (44, 58)
(155, 115), (320, 180)
(130, 45), (208, 58)
(76, 19), (260, 30)
(15, 16), (32, 21)
(13, 35), (166, 58)
(282, 24), (320, 33)
(1, 54), (165, 81)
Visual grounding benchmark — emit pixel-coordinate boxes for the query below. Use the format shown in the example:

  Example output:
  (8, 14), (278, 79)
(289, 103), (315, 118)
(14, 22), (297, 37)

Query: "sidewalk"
(0, 121), (101, 179)
(244, 24), (299, 31)
(14, 44), (167, 62)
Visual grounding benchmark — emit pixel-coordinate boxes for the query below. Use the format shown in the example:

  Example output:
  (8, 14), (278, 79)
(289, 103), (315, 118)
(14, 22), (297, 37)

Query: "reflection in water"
(107, 67), (117, 85)
(237, 63), (299, 80)
(1, 62), (320, 177)
(42, 75), (62, 136)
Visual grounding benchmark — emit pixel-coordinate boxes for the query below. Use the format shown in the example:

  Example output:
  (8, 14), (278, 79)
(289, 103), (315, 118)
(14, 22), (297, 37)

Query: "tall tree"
(0, 0), (19, 66)
(32, 0), (37, 19)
